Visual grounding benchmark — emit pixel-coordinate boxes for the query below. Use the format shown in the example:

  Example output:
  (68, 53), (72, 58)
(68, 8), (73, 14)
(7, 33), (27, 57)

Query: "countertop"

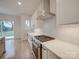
(28, 32), (43, 36)
(28, 33), (79, 59)
(42, 40), (79, 59)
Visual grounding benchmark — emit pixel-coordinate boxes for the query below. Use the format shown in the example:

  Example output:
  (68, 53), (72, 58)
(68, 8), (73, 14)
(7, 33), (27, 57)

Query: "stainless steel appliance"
(32, 38), (42, 59)
(32, 35), (55, 59)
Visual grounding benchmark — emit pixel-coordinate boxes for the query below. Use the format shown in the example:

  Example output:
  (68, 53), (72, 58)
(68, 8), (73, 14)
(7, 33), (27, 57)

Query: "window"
(25, 20), (30, 30)
(0, 21), (14, 37)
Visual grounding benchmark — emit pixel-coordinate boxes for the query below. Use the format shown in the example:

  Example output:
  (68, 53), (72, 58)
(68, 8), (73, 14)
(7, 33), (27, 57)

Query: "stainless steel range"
(32, 35), (55, 59)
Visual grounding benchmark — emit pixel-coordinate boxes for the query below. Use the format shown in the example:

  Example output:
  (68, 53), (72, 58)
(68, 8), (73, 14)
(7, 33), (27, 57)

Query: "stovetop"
(34, 35), (55, 42)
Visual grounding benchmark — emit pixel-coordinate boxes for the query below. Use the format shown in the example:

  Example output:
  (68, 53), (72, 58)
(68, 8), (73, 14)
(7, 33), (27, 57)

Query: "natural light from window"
(25, 20), (30, 30)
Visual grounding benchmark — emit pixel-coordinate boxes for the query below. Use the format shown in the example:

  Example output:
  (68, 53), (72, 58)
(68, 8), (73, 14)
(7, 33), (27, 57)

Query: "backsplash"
(56, 24), (79, 46)
(42, 16), (56, 37)
(41, 16), (79, 46)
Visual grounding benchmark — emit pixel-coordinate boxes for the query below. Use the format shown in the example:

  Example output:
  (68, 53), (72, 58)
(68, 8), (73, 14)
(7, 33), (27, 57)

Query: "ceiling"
(0, 0), (41, 16)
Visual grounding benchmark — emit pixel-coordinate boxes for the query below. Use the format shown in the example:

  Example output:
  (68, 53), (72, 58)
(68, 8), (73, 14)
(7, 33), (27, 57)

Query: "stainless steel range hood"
(37, 0), (55, 19)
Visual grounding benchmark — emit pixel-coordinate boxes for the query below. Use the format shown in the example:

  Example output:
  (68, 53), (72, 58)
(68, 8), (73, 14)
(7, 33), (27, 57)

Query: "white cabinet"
(48, 50), (61, 59)
(50, 0), (56, 14)
(42, 46), (61, 59)
(42, 46), (48, 59)
(57, 0), (79, 25)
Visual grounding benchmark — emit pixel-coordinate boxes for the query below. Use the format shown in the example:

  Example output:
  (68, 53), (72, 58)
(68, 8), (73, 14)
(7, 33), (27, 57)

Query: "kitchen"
(28, 0), (79, 59)
(0, 0), (79, 59)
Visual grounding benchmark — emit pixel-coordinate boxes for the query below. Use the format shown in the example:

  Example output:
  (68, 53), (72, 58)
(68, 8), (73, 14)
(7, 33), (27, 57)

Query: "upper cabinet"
(31, 0), (79, 25)
(50, 0), (56, 14)
(57, 0), (79, 25)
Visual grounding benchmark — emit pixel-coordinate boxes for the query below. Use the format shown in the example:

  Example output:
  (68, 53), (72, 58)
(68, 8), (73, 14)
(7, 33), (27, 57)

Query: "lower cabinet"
(42, 46), (48, 59)
(48, 50), (61, 59)
(42, 46), (61, 59)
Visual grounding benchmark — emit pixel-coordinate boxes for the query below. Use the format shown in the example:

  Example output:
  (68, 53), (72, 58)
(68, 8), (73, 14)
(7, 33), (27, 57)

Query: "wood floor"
(0, 39), (32, 59)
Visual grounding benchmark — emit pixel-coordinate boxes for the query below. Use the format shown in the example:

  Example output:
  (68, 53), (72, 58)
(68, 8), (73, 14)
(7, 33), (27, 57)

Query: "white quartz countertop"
(28, 32), (44, 36)
(42, 40), (79, 59)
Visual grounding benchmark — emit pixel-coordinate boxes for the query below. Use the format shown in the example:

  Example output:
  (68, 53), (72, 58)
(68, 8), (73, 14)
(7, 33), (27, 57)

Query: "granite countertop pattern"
(42, 40), (79, 59)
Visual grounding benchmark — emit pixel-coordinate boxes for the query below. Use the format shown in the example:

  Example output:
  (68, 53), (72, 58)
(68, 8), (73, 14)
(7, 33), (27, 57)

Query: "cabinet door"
(42, 46), (48, 59)
(48, 50), (61, 59)
(57, 0), (79, 25)
(28, 35), (32, 48)
(50, 0), (56, 14)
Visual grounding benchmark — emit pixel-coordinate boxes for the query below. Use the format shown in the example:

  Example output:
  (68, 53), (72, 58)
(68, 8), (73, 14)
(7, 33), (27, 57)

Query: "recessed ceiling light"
(18, 1), (22, 5)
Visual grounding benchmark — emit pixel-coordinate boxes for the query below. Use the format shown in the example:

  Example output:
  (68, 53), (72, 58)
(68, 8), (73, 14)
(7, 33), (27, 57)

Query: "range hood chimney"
(37, 0), (55, 19)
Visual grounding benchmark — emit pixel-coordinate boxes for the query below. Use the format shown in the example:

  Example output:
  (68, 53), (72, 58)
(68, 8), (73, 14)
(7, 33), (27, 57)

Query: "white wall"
(20, 16), (31, 40)
(56, 24), (79, 46)
(42, 16), (56, 37)
(40, 16), (79, 46)
(14, 16), (21, 39)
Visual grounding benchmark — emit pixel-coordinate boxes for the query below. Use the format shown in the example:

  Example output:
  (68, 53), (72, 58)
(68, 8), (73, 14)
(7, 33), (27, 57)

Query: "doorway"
(0, 20), (14, 39)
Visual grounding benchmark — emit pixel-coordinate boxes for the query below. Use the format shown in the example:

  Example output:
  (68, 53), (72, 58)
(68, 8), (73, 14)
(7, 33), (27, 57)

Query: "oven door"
(32, 42), (42, 59)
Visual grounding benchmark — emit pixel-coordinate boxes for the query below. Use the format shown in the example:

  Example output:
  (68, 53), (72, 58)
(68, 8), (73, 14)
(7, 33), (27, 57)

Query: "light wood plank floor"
(0, 39), (32, 59)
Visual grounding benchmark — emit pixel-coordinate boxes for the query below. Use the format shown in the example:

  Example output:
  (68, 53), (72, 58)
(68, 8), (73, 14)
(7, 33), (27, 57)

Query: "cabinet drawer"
(48, 50), (61, 59)
(42, 46), (48, 59)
